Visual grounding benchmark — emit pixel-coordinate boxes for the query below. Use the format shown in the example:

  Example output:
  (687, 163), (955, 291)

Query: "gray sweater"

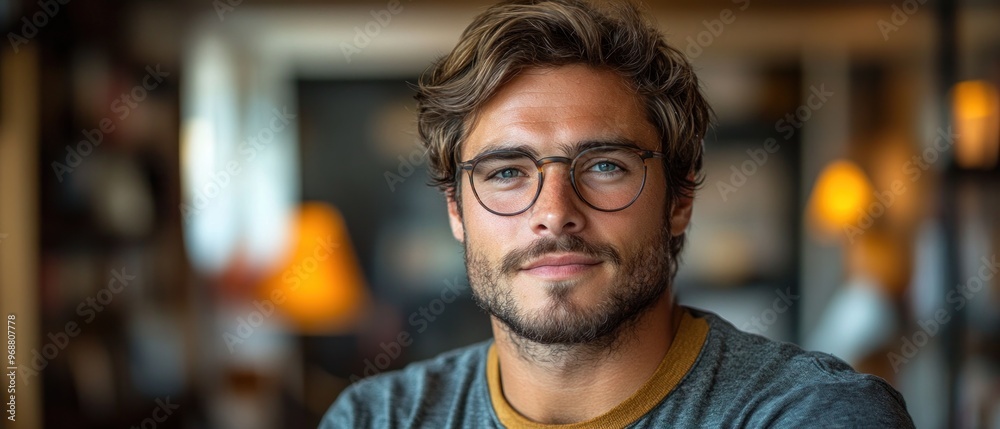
(321, 307), (914, 428)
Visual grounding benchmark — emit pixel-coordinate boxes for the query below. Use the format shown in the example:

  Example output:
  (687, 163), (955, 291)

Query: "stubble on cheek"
(463, 227), (672, 349)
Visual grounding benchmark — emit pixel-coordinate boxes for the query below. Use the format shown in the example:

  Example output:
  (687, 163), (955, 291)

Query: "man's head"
(415, 0), (710, 348)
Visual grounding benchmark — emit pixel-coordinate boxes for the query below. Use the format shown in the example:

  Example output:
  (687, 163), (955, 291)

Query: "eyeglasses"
(457, 144), (665, 216)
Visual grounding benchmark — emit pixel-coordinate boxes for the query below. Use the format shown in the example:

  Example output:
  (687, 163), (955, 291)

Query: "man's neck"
(491, 294), (681, 424)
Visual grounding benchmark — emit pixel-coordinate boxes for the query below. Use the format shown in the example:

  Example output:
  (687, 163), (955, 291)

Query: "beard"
(465, 224), (674, 352)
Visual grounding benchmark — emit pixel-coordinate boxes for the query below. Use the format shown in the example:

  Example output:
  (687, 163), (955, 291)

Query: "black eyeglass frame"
(456, 144), (666, 216)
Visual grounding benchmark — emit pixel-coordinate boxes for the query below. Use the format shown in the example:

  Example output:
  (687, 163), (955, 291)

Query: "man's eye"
(490, 168), (524, 180)
(498, 168), (518, 178)
(591, 162), (620, 172)
(585, 160), (627, 174)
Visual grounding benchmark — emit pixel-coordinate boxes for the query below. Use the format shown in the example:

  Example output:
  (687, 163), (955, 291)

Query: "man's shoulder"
(693, 307), (892, 386)
(319, 340), (493, 429)
(685, 307), (914, 427)
(693, 307), (858, 376)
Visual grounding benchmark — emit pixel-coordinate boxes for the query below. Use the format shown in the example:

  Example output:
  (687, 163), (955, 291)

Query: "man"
(322, 0), (914, 427)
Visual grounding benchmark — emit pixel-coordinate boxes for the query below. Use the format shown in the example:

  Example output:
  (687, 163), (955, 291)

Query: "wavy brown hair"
(415, 0), (711, 265)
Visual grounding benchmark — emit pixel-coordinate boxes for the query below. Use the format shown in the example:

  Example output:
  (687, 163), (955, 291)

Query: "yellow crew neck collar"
(486, 309), (709, 429)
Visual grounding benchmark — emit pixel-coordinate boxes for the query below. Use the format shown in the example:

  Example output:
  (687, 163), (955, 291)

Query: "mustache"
(499, 235), (622, 275)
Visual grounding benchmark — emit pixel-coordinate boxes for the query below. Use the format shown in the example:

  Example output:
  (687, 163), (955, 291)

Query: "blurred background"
(0, 0), (998, 427)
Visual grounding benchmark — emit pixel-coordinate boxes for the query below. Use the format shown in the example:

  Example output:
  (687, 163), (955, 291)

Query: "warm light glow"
(808, 160), (874, 234)
(260, 202), (369, 334)
(953, 80), (1000, 169)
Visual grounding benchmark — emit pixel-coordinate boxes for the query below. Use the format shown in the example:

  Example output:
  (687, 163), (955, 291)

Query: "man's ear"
(447, 190), (465, 243)
(669, 175), (696, 236)
(669, 193), (693, 236)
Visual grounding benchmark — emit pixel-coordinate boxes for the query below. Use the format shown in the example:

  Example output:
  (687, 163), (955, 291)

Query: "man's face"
(447, 65), (693, 345)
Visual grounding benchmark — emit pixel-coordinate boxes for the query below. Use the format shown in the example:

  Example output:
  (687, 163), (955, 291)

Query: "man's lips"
(521, 254), (603, 270)
(519, 254), (602, 278)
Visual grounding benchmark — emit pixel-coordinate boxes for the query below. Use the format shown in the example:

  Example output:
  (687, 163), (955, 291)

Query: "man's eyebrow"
(561, 138), (645, 153)
(473, 137), (647, 159)
(473, 142), (541, 158)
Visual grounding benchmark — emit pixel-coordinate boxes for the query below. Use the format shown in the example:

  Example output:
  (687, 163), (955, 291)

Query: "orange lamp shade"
(260, 202), (369, 334)
(808, 160), (874, 235)
(952, 80), (1000, 169)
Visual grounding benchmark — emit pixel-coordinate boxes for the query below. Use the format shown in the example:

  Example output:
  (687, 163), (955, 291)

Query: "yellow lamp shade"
(808, 160), (874, 235)
(260, 202), (369, 334)
(952, 80), (999, 169)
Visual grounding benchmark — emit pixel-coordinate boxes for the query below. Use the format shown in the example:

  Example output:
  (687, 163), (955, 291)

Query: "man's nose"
(528, 163), (586, 237)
